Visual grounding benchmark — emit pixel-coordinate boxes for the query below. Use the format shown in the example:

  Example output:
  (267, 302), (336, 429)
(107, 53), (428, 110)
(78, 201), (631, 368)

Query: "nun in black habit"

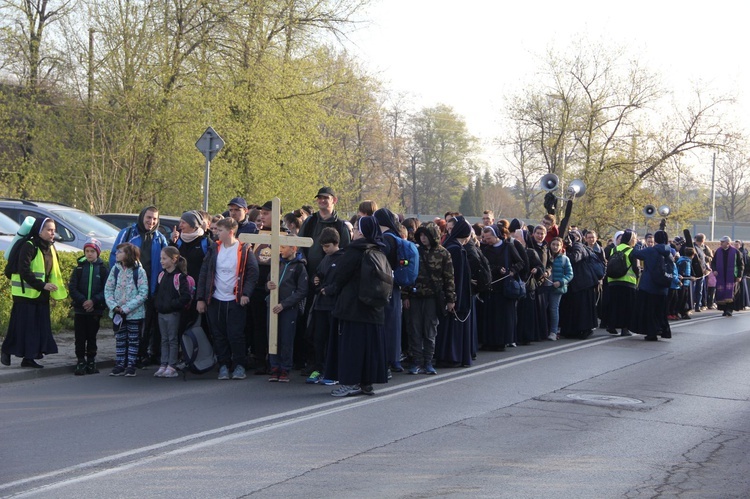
(435, 216), (474, 367)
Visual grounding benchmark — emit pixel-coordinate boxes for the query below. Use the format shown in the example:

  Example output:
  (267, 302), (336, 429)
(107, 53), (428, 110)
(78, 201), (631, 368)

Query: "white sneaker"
(163, 366), (179, 378)
(154, 366), (167, 377)
(547, 333), (558, 341)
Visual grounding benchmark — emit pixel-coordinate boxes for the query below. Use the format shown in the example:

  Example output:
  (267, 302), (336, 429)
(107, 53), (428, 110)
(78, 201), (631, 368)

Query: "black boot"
(74, 359), (87, 376)
(1, 351), (10, 366)
(85, 358), (99, 374)
(21, 359), (43, 368)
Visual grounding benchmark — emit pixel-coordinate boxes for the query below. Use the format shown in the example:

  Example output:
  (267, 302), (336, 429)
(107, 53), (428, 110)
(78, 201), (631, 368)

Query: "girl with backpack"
(154, 247), (192, 377)
(1, 217), (68, 368)
(105, 243), (149, 377)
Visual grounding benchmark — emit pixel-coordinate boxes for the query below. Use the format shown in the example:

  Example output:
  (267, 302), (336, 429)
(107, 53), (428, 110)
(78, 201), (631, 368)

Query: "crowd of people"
(2, 191), (749, 397)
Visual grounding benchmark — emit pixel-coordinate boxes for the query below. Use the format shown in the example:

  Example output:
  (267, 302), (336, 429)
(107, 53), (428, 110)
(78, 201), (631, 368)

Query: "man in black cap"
(299, 187), (351, 276)
(227, 197), (258, 236)
(297, 187), (351, 372)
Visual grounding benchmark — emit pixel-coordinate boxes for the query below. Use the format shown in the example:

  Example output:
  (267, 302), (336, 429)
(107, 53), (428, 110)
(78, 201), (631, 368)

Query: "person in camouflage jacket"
(402, 222), (456, 374)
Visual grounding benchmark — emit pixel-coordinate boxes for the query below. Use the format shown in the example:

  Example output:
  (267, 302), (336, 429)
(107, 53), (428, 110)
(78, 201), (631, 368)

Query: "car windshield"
(50, 209), (120, 238)
(0, 212), (19, 236)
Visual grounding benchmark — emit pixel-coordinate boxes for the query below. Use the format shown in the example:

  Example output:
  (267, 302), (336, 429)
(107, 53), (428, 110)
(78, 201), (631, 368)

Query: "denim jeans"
(269, 307), (296, 372)
(548, 292), (563, 335)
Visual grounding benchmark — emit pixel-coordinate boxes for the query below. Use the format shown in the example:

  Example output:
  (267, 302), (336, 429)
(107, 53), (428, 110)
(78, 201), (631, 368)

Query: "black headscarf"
(357, 216), (386, 249)
(373, 208), (400, 235)
(621, 230), (634, 245)
(654, 230), (669, 245)
(30, 217), (52, 250)
(443, 215), (472, 248)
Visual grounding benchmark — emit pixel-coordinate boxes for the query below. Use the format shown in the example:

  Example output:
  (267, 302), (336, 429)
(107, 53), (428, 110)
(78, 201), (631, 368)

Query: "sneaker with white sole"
(163, 366), (179, 378)
(321, 378), (338, 386)
(124, 367), (137, 377)
(154, 366), (167, 377)
(331, 384), (361, 397)
(218, 365), (230, 380)
(306, 370), (322, 384)
(232, 365), (246, 380)
(547, 333), (558, 341)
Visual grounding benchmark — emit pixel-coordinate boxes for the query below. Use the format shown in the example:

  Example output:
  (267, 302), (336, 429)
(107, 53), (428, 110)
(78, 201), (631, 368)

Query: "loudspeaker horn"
(539, 173), (559, 191)
(566, 179), (586, 199)
(643, 205), (656, 218)
(657, 205), (670, 217)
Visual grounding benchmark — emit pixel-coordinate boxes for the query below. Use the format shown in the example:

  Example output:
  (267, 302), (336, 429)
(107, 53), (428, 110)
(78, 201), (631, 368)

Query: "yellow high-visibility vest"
(10, 241), (68, 300)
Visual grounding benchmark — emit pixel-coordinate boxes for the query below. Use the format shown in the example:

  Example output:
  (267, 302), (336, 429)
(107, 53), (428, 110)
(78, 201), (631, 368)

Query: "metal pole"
(710, 152), (716, 241)
(203, 154), (211, 212)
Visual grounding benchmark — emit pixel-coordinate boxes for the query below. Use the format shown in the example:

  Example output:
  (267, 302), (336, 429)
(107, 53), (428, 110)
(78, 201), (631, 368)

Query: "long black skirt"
(1, 299), (58, 359)
(481, 292), (516, 348)
(559, 286), (599, 337)
(517, 293), (542, 344)
(435, 301), (474, 366)
(632, 289), (671, 338)
(607, 284), (636, 330)
(336, 320), (388, 386)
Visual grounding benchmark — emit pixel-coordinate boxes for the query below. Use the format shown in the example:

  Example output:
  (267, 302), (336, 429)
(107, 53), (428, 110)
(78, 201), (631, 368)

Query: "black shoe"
(85, 359), (99, 374)
(644, 336), (658, 341)
(1, 351), (10, 366)
(607, 328), (618, 335)
(21, 359), (43, 368)
(361, 384), (375, 396)
(74, 360), (86, 376)
(620, 330), (633, 337)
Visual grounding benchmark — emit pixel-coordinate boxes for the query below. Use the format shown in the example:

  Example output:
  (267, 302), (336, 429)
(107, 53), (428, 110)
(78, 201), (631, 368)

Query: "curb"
(0, 359), (116, 384)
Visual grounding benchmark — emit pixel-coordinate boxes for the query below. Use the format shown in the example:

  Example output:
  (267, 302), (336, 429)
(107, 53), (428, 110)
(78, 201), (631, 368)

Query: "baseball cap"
(315, 187), (336, 198)
(227, 197), (248, 209)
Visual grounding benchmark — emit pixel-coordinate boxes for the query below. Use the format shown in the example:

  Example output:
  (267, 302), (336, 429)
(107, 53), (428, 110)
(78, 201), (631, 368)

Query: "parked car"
(0, 211), (79, 253)
(97, 213), (182, 242)
(0, 199), (119, 250)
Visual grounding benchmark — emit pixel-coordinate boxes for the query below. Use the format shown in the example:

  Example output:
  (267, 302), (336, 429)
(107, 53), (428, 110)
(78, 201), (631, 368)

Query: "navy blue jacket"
(632, 244), (672, 295)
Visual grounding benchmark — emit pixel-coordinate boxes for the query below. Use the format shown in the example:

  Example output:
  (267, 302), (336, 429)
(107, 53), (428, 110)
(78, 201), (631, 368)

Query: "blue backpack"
(384, 233), (419, 287)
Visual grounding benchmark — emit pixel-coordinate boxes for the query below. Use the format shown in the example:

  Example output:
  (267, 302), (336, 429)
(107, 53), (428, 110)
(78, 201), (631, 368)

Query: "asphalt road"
(1, 312), (749, 498)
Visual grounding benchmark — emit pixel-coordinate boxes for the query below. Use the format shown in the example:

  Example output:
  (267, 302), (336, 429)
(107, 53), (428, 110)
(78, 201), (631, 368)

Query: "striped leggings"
(115, 320), (143, 368)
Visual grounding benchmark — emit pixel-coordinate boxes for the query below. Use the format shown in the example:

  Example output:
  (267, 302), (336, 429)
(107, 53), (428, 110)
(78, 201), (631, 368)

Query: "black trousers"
(74, 314), (101, 359)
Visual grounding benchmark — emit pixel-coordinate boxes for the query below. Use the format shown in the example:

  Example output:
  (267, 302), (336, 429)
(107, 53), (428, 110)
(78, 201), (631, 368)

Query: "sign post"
(238, 198), (313, 354)
(195, 127), (225, 212)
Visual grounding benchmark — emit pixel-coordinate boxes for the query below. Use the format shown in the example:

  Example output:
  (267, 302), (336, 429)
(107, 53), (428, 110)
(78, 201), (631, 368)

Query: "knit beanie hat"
(83, 237), (102, 257)
(181, 210), (203, 229)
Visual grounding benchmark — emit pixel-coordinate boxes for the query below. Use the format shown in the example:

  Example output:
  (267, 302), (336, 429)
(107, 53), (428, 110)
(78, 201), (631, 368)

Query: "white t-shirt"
(213, 241), (239, 302)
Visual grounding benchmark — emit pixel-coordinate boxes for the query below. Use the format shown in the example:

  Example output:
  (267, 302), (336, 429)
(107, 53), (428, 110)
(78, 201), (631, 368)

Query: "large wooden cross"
(238, 197), (313, 354)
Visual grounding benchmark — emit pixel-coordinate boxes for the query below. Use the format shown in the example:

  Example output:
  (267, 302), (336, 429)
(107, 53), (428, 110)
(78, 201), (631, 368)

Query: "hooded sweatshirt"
(402, 222), (456, 303)
(109, 206), (169, 295)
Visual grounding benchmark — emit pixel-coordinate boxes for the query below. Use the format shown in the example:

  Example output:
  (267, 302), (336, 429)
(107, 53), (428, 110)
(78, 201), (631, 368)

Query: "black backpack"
(606, 249), (629, 278)
(180, 320), (216, 376)
(358, 248), (393, 307)
(4, 236), (35, 279)
(651, 252), (676, 288)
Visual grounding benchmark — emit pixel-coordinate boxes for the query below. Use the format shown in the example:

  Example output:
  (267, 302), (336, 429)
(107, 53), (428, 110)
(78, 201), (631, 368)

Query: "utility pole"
(710, 153), (717, 241)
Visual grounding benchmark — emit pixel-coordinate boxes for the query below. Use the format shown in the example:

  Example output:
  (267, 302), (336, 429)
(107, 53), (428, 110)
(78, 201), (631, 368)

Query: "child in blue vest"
(154, 247), (192, 378)
(266, 242), (308, 383)
(69, 238), (109, 375)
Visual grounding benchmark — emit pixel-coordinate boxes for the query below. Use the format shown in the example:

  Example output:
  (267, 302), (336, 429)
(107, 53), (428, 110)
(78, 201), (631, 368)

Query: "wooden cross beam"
(238, 197), (313, 354)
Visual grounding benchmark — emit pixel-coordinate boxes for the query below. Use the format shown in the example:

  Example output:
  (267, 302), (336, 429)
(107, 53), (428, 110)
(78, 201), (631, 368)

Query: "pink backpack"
(157, 271), (196, 310)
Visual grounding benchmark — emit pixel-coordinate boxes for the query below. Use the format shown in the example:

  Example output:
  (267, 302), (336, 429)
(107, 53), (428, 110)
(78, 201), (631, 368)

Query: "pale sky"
(346, 0), (747, 169)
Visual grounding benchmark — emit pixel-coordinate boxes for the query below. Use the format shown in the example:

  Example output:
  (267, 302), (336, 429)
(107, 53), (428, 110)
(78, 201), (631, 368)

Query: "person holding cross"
(265, 241), (308, 382)
(196, 217), (259, 380)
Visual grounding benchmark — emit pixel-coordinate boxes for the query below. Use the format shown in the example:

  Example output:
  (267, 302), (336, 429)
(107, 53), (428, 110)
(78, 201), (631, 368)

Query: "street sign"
(195, 126), (224, 161)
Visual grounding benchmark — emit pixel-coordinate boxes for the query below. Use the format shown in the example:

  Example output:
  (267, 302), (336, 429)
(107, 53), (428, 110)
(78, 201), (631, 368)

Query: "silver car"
(0, 199), (119, 250)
